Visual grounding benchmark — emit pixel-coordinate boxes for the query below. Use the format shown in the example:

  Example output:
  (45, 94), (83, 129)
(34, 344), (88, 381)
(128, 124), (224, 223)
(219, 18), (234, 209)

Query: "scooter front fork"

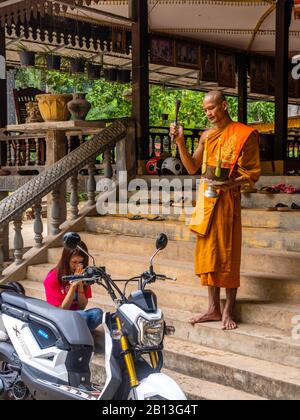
(115, 317), (139, 388)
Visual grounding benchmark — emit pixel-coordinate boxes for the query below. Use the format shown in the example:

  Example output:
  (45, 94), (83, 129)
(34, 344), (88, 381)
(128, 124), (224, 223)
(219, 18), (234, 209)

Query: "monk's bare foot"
(189, 310), (222, 325)
(222, 315), (237, 331)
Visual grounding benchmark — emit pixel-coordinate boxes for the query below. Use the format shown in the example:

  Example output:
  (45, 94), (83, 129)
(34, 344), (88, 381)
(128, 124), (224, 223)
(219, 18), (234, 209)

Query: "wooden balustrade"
(149, 126), (202, 159)
(0, 132), (46, 174)
(0, 119), (133, 277)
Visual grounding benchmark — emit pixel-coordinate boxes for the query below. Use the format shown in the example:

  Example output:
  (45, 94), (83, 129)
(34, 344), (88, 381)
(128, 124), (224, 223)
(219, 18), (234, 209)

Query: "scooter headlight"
(137, 317), (164, 348)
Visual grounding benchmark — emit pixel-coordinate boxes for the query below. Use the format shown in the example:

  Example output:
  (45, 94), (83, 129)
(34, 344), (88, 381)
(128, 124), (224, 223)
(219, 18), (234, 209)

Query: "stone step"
(242, 192), (300, 209)
(27, 256), (300, 305)
(48, 235), (300, 278)
(238, 271), (300, 304)
(81, 227), (300, 261)
(90, 354), (265, 400)
(81, 224), (300, 256)
(125, 188), (300, 209)
(162, 337), (300, 400)
(139, 175), (300, 190)
(22, 279), (296, 399)
(85, 214), (300, 252)
(241, 248), (300, 277)
(242, 209), (300, 230)
(23, 280), (300, 369)
(24, 279), (300, 334)
(163, 307), (300, 370)
(242, 227), (300, 251)
(104, 206), (300, 231)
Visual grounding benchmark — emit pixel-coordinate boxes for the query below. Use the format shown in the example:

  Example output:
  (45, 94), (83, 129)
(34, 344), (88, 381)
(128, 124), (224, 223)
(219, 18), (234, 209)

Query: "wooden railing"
(149, 126), (202, 158)
(0, 132), (46, 174)
(0, 118), (134, 278)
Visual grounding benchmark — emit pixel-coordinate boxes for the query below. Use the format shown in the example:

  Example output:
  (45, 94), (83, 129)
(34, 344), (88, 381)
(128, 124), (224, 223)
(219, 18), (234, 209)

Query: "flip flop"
(275, 203), (293, 212)
(128, 215), (144, 221)
(147, 216), (166, 222)
(258, 186), (280, 194)
(291, 203), (300, 211)
(265, 203), (290, 212)
(241, 188), (257, 193)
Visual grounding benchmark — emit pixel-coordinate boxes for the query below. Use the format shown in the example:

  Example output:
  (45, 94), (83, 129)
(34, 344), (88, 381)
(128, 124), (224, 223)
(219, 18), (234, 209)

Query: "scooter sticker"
(37, 379), (101, 400)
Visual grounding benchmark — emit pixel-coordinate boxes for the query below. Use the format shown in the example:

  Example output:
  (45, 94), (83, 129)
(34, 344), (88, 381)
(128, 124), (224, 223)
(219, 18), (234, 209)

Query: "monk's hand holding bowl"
(169, 123), (185, 146)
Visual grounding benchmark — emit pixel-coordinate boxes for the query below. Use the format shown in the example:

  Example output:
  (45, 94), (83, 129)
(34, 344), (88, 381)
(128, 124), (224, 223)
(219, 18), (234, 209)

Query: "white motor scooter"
(0, 232), (186, 400)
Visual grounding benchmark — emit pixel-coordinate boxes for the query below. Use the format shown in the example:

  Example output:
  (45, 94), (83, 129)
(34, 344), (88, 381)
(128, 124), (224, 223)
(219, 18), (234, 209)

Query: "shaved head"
(202, 90), (231, 127)
(204, 91), (226, 104)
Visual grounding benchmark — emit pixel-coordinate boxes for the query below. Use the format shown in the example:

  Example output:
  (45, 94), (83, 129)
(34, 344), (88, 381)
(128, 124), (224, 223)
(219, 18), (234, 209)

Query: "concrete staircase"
(20, 202), (300, 400)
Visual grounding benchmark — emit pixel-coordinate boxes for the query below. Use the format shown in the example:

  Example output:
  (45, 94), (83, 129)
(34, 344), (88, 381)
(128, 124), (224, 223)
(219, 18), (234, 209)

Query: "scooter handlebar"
(62, 274), (88, 283)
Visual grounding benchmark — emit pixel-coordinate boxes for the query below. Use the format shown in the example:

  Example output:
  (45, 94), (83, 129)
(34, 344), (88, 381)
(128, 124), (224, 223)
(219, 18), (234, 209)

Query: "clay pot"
(67, 93), (91, 121)
(36, 93), (73, 122)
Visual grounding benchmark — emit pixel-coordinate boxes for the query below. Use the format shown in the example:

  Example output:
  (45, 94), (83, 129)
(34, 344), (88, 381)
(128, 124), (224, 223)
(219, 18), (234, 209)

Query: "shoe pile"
(272, 184), (300, 194)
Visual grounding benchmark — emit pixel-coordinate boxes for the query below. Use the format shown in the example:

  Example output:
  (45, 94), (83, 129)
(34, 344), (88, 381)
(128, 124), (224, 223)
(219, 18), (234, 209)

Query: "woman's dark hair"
(56, 241), (89, 284)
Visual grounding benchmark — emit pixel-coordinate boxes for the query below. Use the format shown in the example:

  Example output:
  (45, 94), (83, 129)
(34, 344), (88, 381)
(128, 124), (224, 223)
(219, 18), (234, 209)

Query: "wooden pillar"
(237, 54), (248, 125)
(0, 25), (7, 129)
(131, 0), (149, 175)
(274, 0), (293, 161)
(46, 130), (67, 235)
(0, 191), (8, 261)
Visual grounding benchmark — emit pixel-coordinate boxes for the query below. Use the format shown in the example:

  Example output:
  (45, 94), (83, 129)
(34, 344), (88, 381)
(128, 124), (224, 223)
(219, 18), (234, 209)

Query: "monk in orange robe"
(170, 91), (261, 330)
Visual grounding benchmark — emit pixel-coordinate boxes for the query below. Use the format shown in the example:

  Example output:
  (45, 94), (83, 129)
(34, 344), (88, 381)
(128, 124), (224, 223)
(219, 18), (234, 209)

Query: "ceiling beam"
(49, 0), (135, 24)
(0, 0), (24, 8)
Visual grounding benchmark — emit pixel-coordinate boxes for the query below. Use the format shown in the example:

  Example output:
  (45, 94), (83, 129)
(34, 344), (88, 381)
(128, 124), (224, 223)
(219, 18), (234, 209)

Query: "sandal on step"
(276, 203), (292, 212)
(147, 216), (166, 222)
(128, 215), (144, 221)
(258, 186), (280, 194)
(291, 203), (300, 211)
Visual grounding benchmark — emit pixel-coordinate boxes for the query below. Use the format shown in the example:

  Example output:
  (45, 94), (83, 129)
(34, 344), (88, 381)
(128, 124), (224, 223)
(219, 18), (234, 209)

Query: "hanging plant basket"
(104, 68), (118, 82)
(19, 51), (35, 67)
(46, 55), (61, 71)
(117, 69), (131, 84)
(87, 64), (101, 80)
(70, 58), (86, 74)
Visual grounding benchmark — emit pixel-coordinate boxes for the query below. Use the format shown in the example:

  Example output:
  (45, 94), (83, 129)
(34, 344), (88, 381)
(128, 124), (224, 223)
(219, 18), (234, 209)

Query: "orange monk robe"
(192, 122), (261, 289)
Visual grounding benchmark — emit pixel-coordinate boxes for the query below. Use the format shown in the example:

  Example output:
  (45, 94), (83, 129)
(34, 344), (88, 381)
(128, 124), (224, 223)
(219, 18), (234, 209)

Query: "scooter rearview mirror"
(63, 232), (81, 249)
(156, 233), (168, 251)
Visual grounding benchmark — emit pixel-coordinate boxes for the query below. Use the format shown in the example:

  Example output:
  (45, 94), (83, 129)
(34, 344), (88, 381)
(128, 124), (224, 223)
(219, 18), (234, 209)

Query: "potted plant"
(117, 68), (131, 84)
(17, 43), (35, 67)
(104, 67), (118, 82)
(69, 56), (86, 74)
(46, 54), (61, 71)
(36, 47), (62, 71)
(86, 62), (102, 80)
(36, 92), (73, 122)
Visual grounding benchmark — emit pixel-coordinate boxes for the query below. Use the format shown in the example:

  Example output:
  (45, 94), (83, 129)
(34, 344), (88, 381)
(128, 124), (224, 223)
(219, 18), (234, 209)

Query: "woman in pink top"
(44, 241), (103, 331)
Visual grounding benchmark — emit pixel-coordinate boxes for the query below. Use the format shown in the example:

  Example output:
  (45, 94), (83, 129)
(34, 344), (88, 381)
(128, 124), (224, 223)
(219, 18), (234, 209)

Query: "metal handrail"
(0, 118), (130, 228)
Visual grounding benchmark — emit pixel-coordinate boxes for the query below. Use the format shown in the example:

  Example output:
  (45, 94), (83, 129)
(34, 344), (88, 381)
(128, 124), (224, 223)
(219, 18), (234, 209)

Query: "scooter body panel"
(2, 313), (69, 383)
(133, 373), (187, 401)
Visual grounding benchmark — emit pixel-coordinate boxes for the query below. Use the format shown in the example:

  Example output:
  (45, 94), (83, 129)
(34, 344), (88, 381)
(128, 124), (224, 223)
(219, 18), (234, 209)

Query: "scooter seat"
(1, 292), (94, 348)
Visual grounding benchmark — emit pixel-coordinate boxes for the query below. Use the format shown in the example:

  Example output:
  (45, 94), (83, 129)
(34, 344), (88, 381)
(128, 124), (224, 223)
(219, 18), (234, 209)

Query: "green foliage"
(86, 79), (131, 120)
(16, 68), (42, 89)
(15, 68), (275, 126)
(248, 101), (275, 123)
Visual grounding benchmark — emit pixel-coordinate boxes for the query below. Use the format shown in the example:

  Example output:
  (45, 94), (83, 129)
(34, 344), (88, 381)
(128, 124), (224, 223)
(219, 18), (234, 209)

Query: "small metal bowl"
(202, 165), (230, 182)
